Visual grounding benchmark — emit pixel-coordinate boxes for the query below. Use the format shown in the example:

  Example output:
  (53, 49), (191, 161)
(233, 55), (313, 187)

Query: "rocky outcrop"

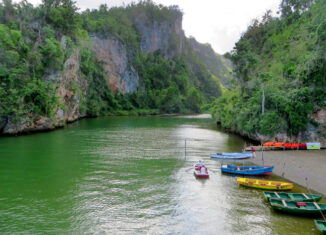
(91, 36), (139, 93)
(134, 15), (184, 58)
(90, 14), (184, 94)
(55, 48), (86, 123)
(1, 47), (84, 135)
(228, 108), (326, 146)
(0, 8), (231, 136)
(3, 116), (55, 135)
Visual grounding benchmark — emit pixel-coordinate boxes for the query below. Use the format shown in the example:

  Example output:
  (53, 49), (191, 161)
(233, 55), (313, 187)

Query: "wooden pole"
(262, 83), (265, 115)
(262, 143), (264, 166)
(185, 139), (186, 160)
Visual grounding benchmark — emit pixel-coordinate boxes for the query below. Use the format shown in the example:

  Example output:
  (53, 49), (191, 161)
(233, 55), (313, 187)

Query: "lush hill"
(210, 0), (326, 144)
(189, 37), (232, 87)
(0, 0), (231, 135)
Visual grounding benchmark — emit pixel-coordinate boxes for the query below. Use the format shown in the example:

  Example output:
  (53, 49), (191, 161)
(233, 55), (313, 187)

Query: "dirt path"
(249, 150), (326, 195)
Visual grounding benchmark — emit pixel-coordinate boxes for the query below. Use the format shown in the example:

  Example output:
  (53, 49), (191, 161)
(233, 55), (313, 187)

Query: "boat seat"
(274, 192), (281, 198)
(314, 202), (321, 210)
(302, 193), (310, 199)
(282, 200), (287, 207)
(297, 202), (307, 207)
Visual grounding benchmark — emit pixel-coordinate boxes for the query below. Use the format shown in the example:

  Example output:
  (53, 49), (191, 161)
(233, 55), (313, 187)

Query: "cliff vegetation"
(0, 0), (231, 134)
(210, 0), (326, 143)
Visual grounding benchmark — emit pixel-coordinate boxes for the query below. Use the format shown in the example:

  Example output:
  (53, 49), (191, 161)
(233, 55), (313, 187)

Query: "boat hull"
(210, 153), (253, 160)
(263, 192), (322, 202)
(194, 171), (209, 178)
(221, 164), (273, 175)
(237, 177), (294, 190)
(270, 199), (326, 216)
(315, 220), (326, 234)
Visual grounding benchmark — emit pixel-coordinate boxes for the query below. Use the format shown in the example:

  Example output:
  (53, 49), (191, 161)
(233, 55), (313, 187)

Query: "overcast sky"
(24, 0), (281, 54)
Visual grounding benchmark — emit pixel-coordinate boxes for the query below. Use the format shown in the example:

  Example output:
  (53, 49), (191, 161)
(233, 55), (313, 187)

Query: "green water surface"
(0, 115), (322, 234)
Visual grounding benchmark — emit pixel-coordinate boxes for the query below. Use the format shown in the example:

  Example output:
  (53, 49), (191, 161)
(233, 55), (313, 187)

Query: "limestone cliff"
(135, 14), (184, 58)
(0, 2), (232, 135)
(2, 47), (85, 135)
(91, 36), (139, 93)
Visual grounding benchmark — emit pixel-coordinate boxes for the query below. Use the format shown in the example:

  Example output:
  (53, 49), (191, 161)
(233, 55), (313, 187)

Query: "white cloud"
(17, 0), (281, 54)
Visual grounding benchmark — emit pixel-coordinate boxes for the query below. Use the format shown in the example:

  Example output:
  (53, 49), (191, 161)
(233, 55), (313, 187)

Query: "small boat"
(269, 199), (326, 216)
(263, 192), (322, 202)
(210, 152), (253, 160)
(221, 164), (273, 175)
(314, 220), (326, 234)
(237, 177), (294, 190)
(194, 164), (209, 178)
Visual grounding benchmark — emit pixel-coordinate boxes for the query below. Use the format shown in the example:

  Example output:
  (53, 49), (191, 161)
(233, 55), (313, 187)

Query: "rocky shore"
(249, 150), (326, 195)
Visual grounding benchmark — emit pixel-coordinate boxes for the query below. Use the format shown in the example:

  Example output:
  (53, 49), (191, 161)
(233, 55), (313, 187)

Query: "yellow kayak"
(237, 177), (294, 190)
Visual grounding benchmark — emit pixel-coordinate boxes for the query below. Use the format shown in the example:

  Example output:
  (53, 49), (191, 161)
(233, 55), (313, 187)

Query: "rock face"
(0, 14), (187, 135)
(231, 108), (326, 146)
(135, 15), (184, 58)
(91, 36), (139, 93)
(2, 48), (85, 135)
(55, 48), (86, 123)
(89, 15), (185, 94)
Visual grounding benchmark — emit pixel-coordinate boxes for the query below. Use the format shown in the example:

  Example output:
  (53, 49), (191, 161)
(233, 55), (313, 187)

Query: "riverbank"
(0, 109), (162, 136)
(249, 150), (326, 195)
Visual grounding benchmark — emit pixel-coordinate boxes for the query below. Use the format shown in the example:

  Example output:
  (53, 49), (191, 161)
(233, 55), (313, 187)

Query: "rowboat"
(210, 152), (253, 160)
(221, 164), (273, 175)
(237, 177), (294, 190)
(263, 192), (322, 202)
(314, 220), (326, 234)
(194, 163), (209, 178)
(269, 199), (326, 216)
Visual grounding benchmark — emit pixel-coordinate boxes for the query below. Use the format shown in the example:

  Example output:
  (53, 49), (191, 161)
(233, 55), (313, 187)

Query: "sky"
(23, 0), (281, 54)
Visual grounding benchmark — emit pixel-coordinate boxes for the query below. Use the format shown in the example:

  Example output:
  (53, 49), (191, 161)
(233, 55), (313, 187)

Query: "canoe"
(194, 165), (209, 178)
(210, 152), (253, 160)
(314, 220), (326, 234)
(263, 192), (322, 202)
(237, 177), (294, 190)
(221, 164), (274, 175)
(269, 199), (326, 216)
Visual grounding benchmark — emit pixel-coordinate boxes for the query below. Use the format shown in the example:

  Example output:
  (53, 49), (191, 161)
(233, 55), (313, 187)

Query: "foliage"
(211, 0), (326, 137)
(0, 0), (227, 129)
(133, 52), (208, 113)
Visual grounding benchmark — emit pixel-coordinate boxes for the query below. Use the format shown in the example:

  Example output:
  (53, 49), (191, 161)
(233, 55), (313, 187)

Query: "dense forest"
(0, 0), (230, 134)
(210, 0), (326, 141)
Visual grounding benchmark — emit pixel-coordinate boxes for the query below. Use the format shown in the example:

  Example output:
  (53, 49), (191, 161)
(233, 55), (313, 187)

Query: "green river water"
(0, 115), (323, 234)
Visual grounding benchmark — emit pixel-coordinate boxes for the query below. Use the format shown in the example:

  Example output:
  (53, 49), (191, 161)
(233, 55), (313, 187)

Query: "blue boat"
(221, 164), (274, 175)
(210, 152), (253, 160)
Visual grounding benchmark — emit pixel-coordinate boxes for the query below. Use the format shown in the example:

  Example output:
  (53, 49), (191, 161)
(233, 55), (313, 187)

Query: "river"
(0, 115), (321, 234)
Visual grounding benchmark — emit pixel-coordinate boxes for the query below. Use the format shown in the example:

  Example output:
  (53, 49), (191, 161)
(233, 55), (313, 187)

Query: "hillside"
(210, 0), (326, 144)
(189, 37), (232, 87)
(0, 0), (231, 135)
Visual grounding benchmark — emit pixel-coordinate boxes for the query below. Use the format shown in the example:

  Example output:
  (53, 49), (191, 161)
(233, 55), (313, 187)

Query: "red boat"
(194, 162), (209, 178)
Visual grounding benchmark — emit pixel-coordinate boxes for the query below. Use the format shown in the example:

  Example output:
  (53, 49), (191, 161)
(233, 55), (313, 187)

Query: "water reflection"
(0, 115), (320, 234)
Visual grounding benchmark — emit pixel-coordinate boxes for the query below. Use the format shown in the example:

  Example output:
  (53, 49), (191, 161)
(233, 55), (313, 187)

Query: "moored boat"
(263, 192), (322, 202)
(210, 152), (253, 160)
(237, 177), (294, 190)
(314, 220), (326, 234)
(269, 199), (326, 216)
(221, 164), (273, 175)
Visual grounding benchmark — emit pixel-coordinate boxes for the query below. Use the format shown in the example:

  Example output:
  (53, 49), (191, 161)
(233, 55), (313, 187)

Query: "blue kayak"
(210, 152), (253, 160)
(221, 164), (274, 175)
